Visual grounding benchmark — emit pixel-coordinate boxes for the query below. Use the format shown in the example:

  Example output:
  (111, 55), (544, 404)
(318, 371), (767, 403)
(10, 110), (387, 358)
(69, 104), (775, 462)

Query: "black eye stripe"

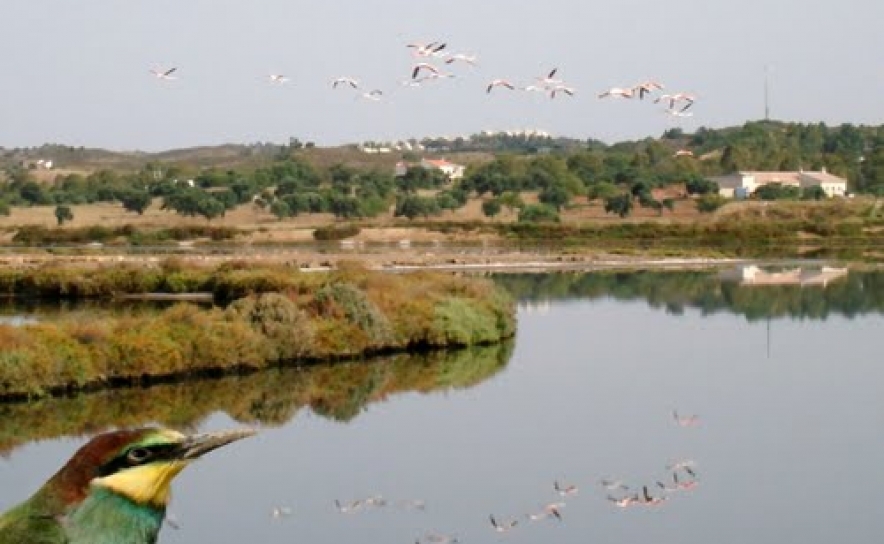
(97, 444), (180, 478)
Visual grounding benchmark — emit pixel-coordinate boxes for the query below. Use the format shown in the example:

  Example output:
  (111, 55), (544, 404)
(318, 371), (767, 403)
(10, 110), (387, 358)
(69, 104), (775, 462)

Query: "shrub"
(226, 293), (314, 360)
(696, 194), (728, 213)
(313, 224), (361, 241)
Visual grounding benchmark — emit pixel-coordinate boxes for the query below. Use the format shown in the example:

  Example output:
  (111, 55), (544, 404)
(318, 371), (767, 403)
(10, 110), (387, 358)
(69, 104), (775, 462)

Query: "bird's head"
(43, 427), (255, 510)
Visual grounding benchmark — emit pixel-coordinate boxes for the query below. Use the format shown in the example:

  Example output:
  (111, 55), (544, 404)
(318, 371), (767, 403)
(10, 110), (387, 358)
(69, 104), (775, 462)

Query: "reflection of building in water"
(720, 265), (848, 287)
(518, 299), (552, 315)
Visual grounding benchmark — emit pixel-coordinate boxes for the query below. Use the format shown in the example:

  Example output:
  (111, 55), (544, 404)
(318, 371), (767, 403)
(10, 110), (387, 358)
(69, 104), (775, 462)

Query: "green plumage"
(0, 488), (164, 544)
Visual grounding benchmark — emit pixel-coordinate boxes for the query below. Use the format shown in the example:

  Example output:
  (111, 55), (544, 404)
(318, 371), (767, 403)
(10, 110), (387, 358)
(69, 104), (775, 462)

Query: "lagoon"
(1, 266), (882, 544)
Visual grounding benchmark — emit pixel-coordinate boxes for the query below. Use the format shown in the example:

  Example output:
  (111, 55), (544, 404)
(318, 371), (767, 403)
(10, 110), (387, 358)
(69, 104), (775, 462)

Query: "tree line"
(1, 120), (882, 224)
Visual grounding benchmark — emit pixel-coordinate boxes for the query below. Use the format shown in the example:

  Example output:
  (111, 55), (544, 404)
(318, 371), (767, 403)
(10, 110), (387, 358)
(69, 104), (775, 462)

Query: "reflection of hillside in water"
(501, 267), (884, 321)
(0, 342), (513, 455)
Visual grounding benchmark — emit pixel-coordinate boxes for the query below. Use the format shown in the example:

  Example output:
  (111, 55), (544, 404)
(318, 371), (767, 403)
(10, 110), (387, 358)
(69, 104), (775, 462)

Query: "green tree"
(19, 181), (51, 205)
(518, 203), (559, 223)
(538, 183), (571, 211)
(54, 205), (74, 226)
(270, 199), (292, 220)
(685, 177), (719, 195)
(481, 199), (502, 219)
(498, 191), (524, 214)
(196, 198), (225, 222)
(604, 193), (633, 218)
(394, 195), (440, 219)
(118, 190), (152, 215)
(586, 182), (619, 201)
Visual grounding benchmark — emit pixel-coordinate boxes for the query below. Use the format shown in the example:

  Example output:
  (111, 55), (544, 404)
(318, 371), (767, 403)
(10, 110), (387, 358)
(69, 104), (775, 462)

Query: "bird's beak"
(178, 429), (256, 460)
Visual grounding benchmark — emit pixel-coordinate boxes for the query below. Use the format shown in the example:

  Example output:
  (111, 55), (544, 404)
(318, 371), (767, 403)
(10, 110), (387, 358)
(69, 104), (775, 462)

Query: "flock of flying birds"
(253, 407), (703, 543)
(148, 38), (698, 117)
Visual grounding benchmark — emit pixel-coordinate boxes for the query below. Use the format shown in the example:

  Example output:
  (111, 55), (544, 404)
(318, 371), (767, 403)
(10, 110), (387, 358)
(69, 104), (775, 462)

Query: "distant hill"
(3, 120), (884, 194)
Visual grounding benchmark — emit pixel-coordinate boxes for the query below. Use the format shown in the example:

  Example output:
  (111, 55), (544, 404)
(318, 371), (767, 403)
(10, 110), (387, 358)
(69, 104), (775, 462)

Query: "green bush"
(313, 224), (361, 241)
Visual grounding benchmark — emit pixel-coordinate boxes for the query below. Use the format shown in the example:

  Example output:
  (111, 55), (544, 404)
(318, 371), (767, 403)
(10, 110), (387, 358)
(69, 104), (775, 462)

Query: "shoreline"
(0, 247), (855, 275)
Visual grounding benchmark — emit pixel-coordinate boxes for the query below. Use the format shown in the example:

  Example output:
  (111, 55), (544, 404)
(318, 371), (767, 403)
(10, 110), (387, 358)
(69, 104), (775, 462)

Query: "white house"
(420, 158), (465, 180)
(394, 158), (465, 180)
(712, 168), (848, 198)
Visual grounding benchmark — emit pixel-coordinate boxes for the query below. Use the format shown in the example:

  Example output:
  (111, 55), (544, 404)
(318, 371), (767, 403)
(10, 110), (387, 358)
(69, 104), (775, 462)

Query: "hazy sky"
(2, 0), (883, 151)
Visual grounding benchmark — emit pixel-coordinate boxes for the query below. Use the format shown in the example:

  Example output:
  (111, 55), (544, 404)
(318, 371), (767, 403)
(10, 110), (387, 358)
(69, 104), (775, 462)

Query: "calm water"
(1, 267), (883, 544)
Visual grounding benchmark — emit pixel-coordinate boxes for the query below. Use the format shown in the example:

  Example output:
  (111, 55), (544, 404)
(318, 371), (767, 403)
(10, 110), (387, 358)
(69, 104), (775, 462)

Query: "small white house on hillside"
(394, 158), (465, 180)
(712, 169), (847, 198)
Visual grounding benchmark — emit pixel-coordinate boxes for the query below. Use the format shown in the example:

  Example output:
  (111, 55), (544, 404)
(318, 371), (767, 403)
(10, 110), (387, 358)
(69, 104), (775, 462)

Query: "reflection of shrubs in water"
(0, 341), (514, 455)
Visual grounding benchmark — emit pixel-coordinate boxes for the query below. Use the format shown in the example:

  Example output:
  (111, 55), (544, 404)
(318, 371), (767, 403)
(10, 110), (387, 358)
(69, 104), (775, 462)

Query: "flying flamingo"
(655, 92), (696, 111)
(445, 53), (477, 66)
(598, 87), (635, 99)
(486, 79), (516, 93)
(411, 62), (445, 79)
(332, 77), (360, 89)
(359, 89), (383, 101)
(550, 84), (576, 99)
(535, 67), (563, 88)
(489, 515), (519, 533)
(150, 67), (177, 80)
(632, 80), (665, 99)
(407, 41), (448, 58)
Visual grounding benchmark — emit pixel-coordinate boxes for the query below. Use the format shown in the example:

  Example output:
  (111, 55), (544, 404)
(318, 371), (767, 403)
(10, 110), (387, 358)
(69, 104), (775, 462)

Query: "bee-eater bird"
(0, 427), (255, 544)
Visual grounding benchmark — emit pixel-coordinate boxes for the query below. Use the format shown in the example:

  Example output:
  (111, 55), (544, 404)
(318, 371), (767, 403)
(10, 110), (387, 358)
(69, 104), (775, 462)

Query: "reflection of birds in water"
(271, 506), (293, 519)
(334, 499), (363, 513)
(608, 493), (641, 508)
(489, 514), (519, 532)
(671, 470), (699, 491)
(526, 502), (564, 521)
(417, 531), (459, 543)
(673, 410), (700, 427)
(600, 478), (630, 491)
(0, 427), (254, 543)
(363, 495), (387, 507)
(554, 480), (579, 497)
(656, 476), (679, 493)
(640, 485), (668, 506)
(166, 512), (182, 530)
(666, 459), (696, 472)
(397, 498), (427, 511)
